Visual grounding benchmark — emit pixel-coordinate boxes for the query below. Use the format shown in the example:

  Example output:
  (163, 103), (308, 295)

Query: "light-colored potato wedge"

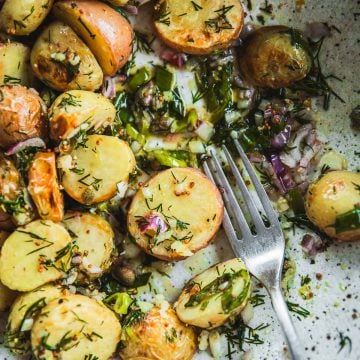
(153, 0), (244, 55)
(176, 258), (251, 328)
(0, 220), (72, 292)
(52, 0), (134, 76)
(0, 41), (34, 87)
(127, 167), (224, 261)
(60, 135), (136, 205)
(5, 285), (70, 354)
(63, 212), (114, 280)
(49, 90), (116, 142)
(28, 152), (64, 222)
(0, 0), (54, 36)
(31, 294), (121, 360)
(120, 300), (197, 360)
(107, 0), (129, 5)
(31, 21), (103, 92)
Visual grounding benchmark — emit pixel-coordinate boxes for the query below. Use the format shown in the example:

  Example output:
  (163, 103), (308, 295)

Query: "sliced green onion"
(155, 66), (175, 91)
(128, 67), (151, 91)
(153, 150), (188, 168)
(287, 188), (305, 215)
(186, 109), (198, 128)
(104, 292), (132, 315)
(126, 124), (146, 145)
(334, 207), (360, 234)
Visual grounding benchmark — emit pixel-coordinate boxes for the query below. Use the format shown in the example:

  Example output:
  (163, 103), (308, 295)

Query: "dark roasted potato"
(0, 85), (47, 149)
(238, 26), (312, 88)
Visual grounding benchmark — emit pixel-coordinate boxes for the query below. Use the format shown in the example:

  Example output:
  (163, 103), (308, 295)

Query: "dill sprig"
(338, 331), (352, 353)
(286, 301), (310, 318)
(134, 31), (155, 54)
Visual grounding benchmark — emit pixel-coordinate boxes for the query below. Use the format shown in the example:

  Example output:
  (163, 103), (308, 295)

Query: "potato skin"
(0, 85), (47, 148)
(305, 171), (360, 241)
(153, 0), (244, 55)
(238, 26), (311, 88)
(0, 0), (54, 36)
(120, 301), (197, 360)
(31, 21), (103, 92)
(52, 0), (134, 76)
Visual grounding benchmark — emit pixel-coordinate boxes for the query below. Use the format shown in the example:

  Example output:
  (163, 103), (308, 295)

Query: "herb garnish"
(286, 301), (310, 318)
(58, 93), (81, 111)
(205, 6), (234, 33)
(4, 75), (21, 85)
(191, 1), (203, 11)
(338, 331), (352, 353)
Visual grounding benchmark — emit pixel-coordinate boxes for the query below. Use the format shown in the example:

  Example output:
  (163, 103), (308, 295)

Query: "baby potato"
(28, 152), (64, 222)
(49, 90), (116, 142)
(0, 220), (72, 291)
(238, 26), (312, 88)
(60, 135), (136, 205)
(31, 294), (121, 360)
(52, 0), (134, 76)
(63, 211), (114, 280)
(5, 285), (70, 354)
(120, 300), (197, 360)
(31, 21), (103, 92)
(127, 167), (224, 261)
(153, 0), (244, 55)
(0, 85), (47, 149)
(176, 258), (251, 329)
(0, 0), (53, 36)
(0, 41), (35, 87)
(305, 171), (360, 241)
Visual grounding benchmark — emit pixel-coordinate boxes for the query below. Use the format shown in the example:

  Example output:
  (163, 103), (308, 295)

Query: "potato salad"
(0, 0), (358, 359)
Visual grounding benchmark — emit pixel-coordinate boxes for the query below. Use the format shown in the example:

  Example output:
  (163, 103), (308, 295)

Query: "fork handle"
(269, 286), (303, 360)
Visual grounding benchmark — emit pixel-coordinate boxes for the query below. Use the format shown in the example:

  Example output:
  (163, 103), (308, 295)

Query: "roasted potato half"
(60, 135), (136, 205)
(31, 21), (103, 92)
(49, 90), (116, 142)
(28, 152), (64, 222)
(0, 85), (47, 149)
(0, 41), (34, 87)
(153, 0), (244, 55)
(176, 258), (251, 329)
(127, 167), (224, 261)
(0, 220), (72, 291)
(52, 0), (134, 76)
(31, 294), (121, 360)
(63, 212), (114, 280)
(0, 0), (53, 36)
(5, 285), (70, 354)
(120, 300), (197, 360)
(238, 26), (312, 88)
(305, 171), (360, 241)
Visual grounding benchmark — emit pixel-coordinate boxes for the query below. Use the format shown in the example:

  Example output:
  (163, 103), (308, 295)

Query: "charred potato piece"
(0, 41), (34, 87)
(49, 90), (116, 142)
(28, 152), (64, 222)
(127, 167), (224, 261)
(31, 21), (103, 92)
(153, 0), (244, 55)
(0, 0), (54, 36)
(0, 85), (47, 149)
(120, 301), (196, 360)
(52, 0), (134, 76)
(305, 171), (360, 241)
(238, 26), (312, 88)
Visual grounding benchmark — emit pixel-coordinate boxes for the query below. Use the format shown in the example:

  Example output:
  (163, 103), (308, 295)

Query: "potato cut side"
(31, 294), (121, 360)
(0, 0), (54, 35)
(6, 285), (70, 354)
(52, 0), (134, 76)
(49, 90), (116, 142)
(176, 258), (251, 329)
(0, 220), (72, 292)
(63, 212), (114, 280)
(60, 135), (136, 205)
(120, 301), (197, 360)
(31, 21), (103, 92)
(127, 167), (224, 261)
(153, 0), (244, 55)
(0, 42), (34, 87)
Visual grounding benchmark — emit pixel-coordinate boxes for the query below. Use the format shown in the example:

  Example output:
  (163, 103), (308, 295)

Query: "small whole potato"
(0, 85), (47, 149)
(120, 301), (197, 360)
(305, 171), (360, 241)
(238, 26), (312, 88)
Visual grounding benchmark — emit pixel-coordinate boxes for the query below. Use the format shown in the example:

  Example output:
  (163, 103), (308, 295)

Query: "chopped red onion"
(123, 4), (138, 15)
(5, 137), (46, 156)
(138, 212), (168, 235)
(271, 124), (292, 149)
(101, 76), (116, 100)
(160, 48), (187, 68)
(270, 154), (296, 193)
(301, 234), (325, 257)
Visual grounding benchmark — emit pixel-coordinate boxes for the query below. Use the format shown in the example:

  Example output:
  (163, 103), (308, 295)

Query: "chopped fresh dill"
(286, 301), (310, 318)
(338, 331), (352, 353)
(191, 1), (203, 11)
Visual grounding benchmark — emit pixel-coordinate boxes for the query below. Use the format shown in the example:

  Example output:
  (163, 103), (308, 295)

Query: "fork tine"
(204, 155), (252, 239)
(222, 145), (266, 234)
(234, 139), (281, 229)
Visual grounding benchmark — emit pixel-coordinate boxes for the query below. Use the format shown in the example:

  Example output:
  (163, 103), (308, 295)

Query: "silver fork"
(204, 139), (303, 360)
